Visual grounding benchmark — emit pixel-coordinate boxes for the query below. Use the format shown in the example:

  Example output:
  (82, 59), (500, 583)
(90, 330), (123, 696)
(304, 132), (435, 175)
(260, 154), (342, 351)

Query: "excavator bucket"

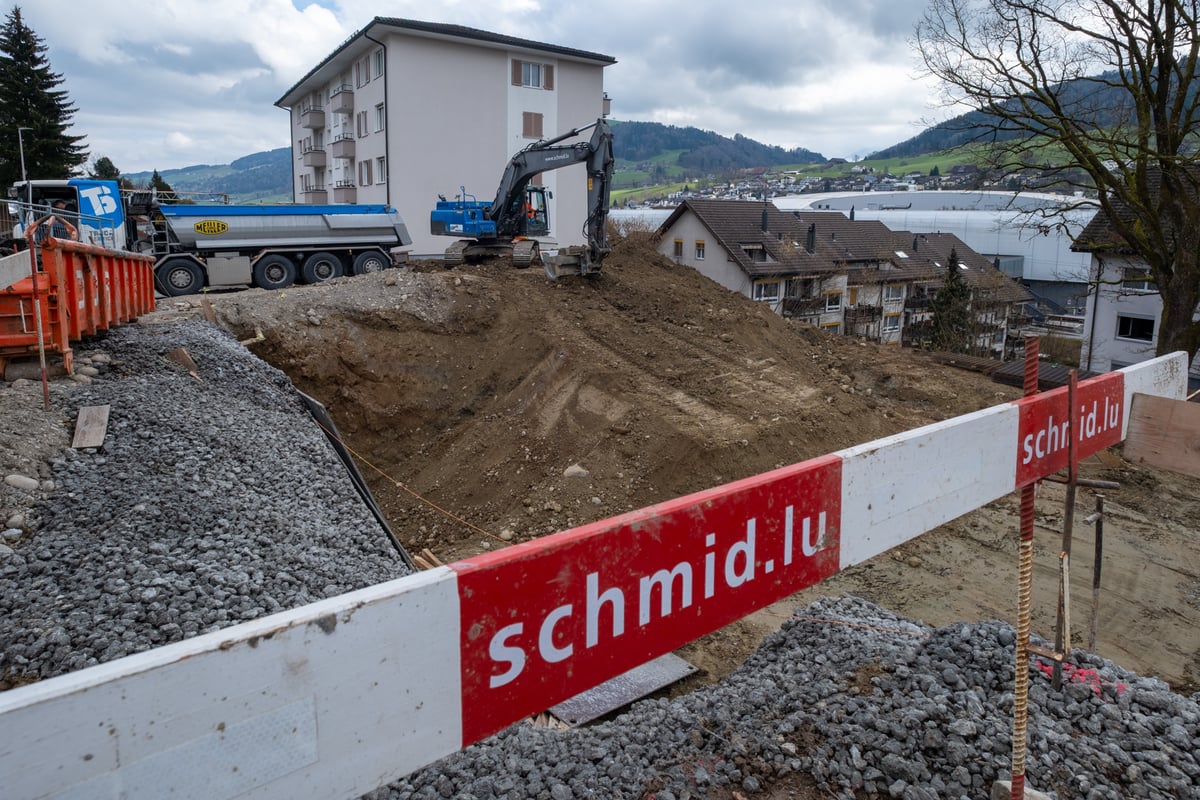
(543, 246), (600, 280)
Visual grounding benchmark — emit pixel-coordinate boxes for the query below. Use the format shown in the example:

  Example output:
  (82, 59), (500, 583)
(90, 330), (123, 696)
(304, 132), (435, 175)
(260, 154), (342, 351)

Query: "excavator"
(429, 118), (614, 279)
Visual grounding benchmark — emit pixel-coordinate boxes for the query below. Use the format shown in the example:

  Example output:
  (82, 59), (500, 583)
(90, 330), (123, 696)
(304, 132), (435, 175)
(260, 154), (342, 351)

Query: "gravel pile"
(1, 321), (1197, 799)
(0, 321), (412, 681)
(375, 596), (1200, 800)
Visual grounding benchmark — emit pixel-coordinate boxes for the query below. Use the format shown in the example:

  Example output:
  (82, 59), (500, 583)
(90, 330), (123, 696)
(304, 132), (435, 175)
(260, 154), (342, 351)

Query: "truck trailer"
(6, 179), (413, 296)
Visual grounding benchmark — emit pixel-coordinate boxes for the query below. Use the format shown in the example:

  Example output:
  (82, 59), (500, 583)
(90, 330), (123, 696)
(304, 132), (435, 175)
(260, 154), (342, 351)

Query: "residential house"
(657, 199), (1031, 356)
(275, 17), (615, 257)
(1072, 181), (1200, 389)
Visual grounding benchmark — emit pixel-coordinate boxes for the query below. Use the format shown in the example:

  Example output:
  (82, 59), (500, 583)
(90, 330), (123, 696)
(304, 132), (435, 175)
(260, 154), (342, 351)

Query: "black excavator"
(429, 118), (614, 279)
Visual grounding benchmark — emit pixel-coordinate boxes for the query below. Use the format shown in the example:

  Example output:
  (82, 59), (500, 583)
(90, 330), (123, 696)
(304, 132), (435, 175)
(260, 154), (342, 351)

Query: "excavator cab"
(520, 186), (551, 238)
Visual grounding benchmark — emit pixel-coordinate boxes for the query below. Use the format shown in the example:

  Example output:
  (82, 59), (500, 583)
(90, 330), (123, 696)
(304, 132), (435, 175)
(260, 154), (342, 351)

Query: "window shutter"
(512, 60), (522, 86)
(543, 64), (554, 90)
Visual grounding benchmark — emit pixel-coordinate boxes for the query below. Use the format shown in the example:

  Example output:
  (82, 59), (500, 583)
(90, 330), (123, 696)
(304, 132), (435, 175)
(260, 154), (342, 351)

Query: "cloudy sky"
(17, 0), (948, 174)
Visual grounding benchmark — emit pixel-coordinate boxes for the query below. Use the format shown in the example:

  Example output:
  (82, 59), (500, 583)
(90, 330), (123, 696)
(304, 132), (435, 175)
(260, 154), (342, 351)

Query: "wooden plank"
(165, 347), (200, 377)
(1124, 392), (1200, 478)
(71, 404), (111, 449)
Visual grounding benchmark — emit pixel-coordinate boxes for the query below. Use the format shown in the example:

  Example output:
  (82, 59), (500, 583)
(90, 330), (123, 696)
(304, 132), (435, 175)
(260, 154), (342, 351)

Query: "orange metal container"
(0, 236), (156, 373)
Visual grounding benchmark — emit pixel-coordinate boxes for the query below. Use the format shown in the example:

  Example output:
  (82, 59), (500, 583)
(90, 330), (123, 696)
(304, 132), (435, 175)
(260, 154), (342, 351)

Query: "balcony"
(333, 181), (357, 203)
(843, 303), (883, 322)
(302, 147), (327, 167)
(330, 135), (355, 160)
(781, 296), (826, 317)
(299, 106), (325, 129)
(301, 187), (328, 204)
(329, 84), (354, 114)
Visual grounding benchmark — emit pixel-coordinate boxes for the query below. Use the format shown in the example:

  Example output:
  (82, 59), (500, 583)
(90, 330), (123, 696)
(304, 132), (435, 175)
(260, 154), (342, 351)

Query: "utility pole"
(17, 126), (32, 209)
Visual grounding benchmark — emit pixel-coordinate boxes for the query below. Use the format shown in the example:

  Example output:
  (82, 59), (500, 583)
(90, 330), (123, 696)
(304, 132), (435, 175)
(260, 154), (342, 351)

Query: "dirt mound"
(163, 235), (1200, 692)
(204, 238), (1015, 554)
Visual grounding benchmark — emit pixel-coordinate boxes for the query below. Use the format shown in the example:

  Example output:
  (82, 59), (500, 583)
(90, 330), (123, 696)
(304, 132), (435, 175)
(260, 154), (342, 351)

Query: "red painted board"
(452, 454), (843, 745)
(1015, 371), (1124, 487)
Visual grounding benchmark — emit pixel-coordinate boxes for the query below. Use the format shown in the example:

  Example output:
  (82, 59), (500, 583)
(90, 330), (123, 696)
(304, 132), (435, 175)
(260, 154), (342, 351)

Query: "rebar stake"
(1011, 336), (1039, 800)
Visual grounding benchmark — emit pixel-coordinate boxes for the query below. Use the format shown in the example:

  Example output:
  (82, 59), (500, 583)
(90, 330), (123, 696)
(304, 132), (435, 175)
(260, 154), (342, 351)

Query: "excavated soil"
(142, 233), (1200, 697)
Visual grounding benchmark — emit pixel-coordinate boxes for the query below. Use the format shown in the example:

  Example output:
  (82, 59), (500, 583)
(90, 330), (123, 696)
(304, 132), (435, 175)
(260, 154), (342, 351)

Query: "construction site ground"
(5, 230), (1198, 708)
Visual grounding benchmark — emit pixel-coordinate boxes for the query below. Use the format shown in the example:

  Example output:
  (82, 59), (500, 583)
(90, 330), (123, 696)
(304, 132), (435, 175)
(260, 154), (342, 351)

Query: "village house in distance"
(657, 200), (1033, 356)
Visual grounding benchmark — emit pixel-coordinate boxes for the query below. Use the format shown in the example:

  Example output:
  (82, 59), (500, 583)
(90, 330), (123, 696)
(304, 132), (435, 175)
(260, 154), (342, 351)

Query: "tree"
(89, 155), (134, 190)
(0, 6), (87, 188)
(148, 169), (173, 194)
(929, 248), (972, 352)
(88, 156), (119, 181)
(915, 0), (1200, 359)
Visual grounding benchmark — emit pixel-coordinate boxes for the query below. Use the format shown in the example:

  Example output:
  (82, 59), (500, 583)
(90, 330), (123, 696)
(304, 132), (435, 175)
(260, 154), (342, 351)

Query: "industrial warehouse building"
(276, 17), (615, 257)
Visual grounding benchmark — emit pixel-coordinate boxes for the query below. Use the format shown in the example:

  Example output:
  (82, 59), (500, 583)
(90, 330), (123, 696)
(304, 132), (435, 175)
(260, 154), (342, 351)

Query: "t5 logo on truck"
(193, 220), (229, 235)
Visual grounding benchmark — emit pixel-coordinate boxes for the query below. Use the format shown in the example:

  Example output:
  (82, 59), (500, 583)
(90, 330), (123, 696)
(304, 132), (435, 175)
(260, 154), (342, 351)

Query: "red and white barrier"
(0, 353), (1186, 799)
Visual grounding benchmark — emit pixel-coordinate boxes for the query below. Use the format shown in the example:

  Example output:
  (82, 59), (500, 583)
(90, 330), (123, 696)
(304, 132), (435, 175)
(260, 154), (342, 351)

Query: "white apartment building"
(276, 18), (615, 257)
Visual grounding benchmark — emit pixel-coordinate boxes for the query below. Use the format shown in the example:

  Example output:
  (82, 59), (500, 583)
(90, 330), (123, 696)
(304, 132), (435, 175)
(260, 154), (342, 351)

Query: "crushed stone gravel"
(0, 321), (412, 682)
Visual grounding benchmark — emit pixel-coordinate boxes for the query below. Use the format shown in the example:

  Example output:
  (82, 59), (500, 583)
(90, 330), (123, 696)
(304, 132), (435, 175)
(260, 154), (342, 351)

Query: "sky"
(16, 0), (950, 174)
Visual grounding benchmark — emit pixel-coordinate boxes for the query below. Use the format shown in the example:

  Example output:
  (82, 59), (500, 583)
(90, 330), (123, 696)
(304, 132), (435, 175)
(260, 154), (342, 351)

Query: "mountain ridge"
(121, 115), (995, 203)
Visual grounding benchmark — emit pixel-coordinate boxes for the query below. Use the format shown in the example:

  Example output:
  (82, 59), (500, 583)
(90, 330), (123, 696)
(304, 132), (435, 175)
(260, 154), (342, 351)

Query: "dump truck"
(7, 179), (413, 296)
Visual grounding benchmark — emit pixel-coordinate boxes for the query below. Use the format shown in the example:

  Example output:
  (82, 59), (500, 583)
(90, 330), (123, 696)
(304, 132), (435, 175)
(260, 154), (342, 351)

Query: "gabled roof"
(907, 232), (1034, 304)
(659, 199), (1032, 304)
(277, 17), (616, 107)
(658, 199), (899, 277)
(1072, 167), (1200, 254)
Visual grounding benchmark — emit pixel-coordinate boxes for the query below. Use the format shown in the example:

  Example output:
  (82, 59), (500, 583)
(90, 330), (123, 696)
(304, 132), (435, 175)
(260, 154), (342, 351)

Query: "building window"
(512, 59), (555, 90)
(375, 156), (386, 184)
(374, 103), (385, 132)
(673, 239), (683, 258)
(695, 240), (705, 260)
(522, 111), (544, 139)
(786, 277), (814, 297)
(883, 313), (901, 332)
(356, 111), (368, 138)
(1121, 268), (1156, 292)
(740, 243), (767, 262)
(355, 56), (371, 88)
(825, 292), (842, 311)
(884, 284), (904, 301)
(372, 49), (384, 79)
(1116, 315), (1154, 341)
(358, 159), (373, 187)
(821, 321), (842, 335)
(754, 281), (780, 302)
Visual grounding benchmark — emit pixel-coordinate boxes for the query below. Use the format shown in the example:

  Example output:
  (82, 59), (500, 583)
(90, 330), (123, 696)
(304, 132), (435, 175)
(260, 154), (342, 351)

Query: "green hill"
(123, 148), (292, 204)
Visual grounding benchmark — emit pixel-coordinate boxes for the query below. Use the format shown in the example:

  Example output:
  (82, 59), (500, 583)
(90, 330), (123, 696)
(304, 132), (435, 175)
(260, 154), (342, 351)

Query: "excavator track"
(511, 240), (541, 269)
(444, 240), (468, 267)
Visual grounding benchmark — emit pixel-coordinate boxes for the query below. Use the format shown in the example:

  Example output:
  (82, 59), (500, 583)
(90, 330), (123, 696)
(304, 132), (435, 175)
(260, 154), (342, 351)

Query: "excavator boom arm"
(486, 120), (614, 253)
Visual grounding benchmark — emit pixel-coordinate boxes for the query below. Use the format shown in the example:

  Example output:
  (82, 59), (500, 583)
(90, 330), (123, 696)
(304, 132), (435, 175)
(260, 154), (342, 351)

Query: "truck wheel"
(352, 250), (388, 275)
(157, 257), (205, 296)
(301, 251), (343, 284)
(253, 254), (296, 290)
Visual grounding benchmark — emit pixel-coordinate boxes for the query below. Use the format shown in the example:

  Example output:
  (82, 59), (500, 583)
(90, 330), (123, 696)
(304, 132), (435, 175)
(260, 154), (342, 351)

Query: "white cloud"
(18, 0), (950, 173)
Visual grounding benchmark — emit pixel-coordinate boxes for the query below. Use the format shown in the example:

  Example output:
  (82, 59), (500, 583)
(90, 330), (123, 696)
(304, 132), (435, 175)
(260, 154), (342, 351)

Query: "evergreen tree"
(89, 155), (133, 189)
(148, 169), (174, 194)
(0, 6), (87, 188)
(929, 248), (972, 353)
(88, 156), (120, 181)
